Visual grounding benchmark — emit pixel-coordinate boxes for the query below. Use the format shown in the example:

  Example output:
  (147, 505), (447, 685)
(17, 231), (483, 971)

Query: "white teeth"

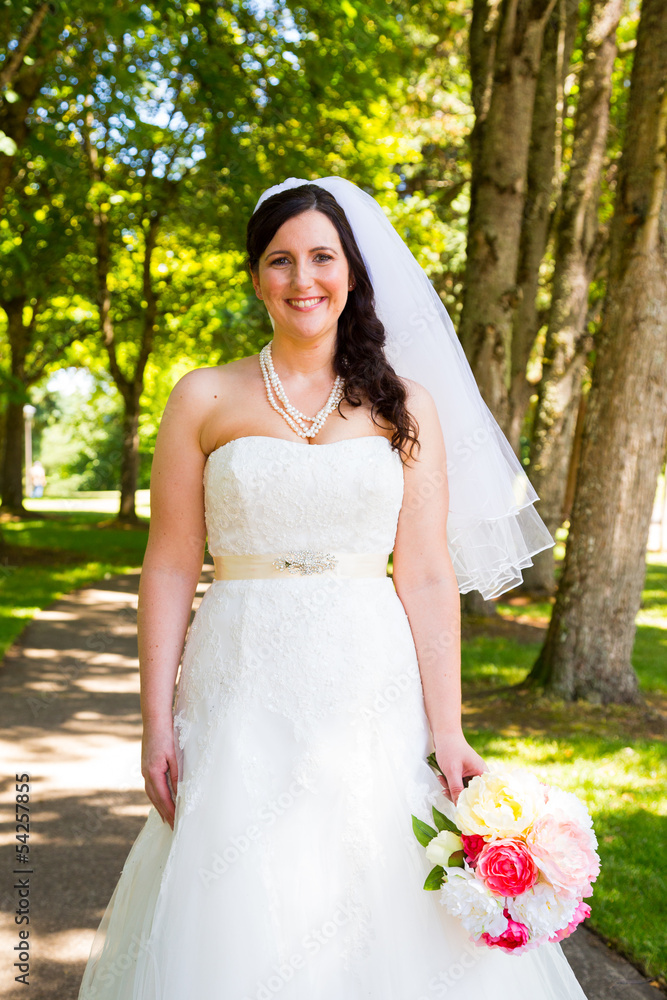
(287, 297), (324, 309)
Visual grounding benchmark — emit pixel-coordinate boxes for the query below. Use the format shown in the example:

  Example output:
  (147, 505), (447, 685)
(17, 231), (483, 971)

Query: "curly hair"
(245, 183), (420, 464)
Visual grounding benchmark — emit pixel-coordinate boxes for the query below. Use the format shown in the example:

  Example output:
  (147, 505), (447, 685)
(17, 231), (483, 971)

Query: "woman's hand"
(433, 730), (487, 805)
(141, 721), (179, 829)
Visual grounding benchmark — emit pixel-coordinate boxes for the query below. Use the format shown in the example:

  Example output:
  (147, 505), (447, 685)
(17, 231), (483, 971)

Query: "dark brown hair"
(246, 183), (420, 463)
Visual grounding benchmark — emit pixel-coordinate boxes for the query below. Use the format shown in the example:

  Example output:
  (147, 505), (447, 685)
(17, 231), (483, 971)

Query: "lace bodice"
(203, 435), (405, 555)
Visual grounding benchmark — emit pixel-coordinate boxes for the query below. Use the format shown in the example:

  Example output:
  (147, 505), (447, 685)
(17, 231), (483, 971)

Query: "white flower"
(439, 868), (508, 939)
(425, 830), (463, 868)
(507, 882), (579, 939)
(542, 787), (598, 849)
(454, 767), (546, 839)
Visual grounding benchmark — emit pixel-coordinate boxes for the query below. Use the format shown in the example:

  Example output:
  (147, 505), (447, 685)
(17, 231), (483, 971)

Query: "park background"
(0, 0), (666, 996)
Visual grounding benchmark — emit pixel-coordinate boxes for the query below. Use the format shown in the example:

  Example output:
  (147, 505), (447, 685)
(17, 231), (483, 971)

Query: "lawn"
(0, 498), (150, 658)
(1, 500), (665, 984)
(458, 552), (667, 986)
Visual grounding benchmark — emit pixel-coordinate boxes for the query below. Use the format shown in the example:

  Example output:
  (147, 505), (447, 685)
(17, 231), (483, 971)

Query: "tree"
(0, 148), (96, 513)
(507, 0), (580, 454)
(0, 2), (130, 512)
(527, 0), (667, 703)
(459, 0), (557, 430)
(523, 0), (624, 595)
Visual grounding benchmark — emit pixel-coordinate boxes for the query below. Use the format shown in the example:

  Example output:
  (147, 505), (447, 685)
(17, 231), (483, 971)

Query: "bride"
(78, 177), (588, 998)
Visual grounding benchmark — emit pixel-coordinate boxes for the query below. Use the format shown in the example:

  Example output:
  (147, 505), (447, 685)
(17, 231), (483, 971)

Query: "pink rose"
(481, 909), (531, 952)
(461, 834), (486, 866)
(549, 901), (591, 943)
(527, 813), (600, 897)
(476, 839), (539, 897)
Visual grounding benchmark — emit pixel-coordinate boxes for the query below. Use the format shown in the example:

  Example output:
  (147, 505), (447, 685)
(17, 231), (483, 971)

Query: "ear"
(251, 270), (263, 299)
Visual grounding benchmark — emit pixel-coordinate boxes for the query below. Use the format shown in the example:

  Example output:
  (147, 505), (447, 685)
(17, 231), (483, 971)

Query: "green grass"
(461, 636), (534, 688)
(459, 553), (667, 983)
(22, 489), (152, 518)
(0, 505), (149, 658)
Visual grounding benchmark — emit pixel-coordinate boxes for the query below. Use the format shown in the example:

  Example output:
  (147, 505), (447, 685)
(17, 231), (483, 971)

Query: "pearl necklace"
(259, 341), (345, 439)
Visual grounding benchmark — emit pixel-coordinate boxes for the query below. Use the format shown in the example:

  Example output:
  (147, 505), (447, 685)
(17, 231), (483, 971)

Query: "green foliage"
(423, 864), (445, 889)
(36, 376), (126, 491)
(411, 813), (438, 846)
(431, 803), (459, 834)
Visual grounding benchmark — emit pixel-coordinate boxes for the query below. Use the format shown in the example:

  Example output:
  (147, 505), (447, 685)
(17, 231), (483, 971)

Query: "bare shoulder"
(167, 357), (254, 412)
(396, 376), (442, 436)
(174, 356), (253, 393)
(397, 376), (433, 404)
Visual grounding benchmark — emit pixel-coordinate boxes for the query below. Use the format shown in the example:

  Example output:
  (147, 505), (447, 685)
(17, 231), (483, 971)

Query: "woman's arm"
(137, 368), (213, 828)
(391, 380), (486, 804)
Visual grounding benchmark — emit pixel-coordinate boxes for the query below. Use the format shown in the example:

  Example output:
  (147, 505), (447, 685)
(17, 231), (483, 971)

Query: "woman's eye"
(269, 254), (333, 265)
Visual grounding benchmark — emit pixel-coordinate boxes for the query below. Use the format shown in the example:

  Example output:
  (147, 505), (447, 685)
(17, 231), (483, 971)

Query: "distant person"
(30, 460), (46, 498)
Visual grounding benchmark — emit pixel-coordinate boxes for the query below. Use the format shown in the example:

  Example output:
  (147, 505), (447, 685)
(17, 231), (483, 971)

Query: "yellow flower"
(455, 769), (546, 839)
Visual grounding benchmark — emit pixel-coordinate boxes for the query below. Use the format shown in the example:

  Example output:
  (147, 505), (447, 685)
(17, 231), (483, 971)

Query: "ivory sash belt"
(212, 550), (390, 580)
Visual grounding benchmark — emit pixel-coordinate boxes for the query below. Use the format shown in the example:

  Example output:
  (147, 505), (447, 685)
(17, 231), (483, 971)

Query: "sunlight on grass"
(23, 489), (151, 519)
(0, 514), (149, 658)
(461, 636), (534, 687)
(0, 561), (141, 657)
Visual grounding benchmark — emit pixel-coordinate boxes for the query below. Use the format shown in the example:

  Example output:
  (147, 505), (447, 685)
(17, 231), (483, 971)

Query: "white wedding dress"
(79, 434), (588, 1000)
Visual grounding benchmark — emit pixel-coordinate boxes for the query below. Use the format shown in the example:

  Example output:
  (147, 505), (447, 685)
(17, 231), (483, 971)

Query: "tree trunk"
(1, 398), (27, 513)
(0, 297), (29, 514)
(118, 392), (142, 522)
(508, 0), (580, 454)
(460, 0), (557, 431)
(86, 110), (161, 525)
(522, 0), (622, 595)
(561, 388), (586, 523)
(528, 0), (667, 703)
(461, 590), (499, 618)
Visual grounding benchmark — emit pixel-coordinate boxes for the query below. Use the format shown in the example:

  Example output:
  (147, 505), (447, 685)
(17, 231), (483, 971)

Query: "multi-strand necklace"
(259, 340), (345, 439)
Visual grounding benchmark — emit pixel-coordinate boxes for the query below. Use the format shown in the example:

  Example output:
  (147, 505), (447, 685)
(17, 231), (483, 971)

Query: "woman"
(79, 178), (587, 998)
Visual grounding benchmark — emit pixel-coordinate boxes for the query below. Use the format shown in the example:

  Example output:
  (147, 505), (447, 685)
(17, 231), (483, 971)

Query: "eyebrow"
(265, 246), (339, 258)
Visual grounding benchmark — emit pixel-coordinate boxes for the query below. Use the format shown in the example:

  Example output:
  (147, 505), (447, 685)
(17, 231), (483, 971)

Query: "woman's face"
(251, 209), (354, 341)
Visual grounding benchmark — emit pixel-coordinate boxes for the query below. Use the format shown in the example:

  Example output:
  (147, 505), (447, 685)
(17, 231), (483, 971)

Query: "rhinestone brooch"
(272, 550), (338, 575)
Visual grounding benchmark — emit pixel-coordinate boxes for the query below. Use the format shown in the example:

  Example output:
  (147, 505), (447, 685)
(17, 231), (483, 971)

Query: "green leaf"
(431, 804), (461, 834)
(411, 814), (438, 847)
(448, 850), (466, 868)
(423, 864), (445, 890)
(426, 751), (444, 776)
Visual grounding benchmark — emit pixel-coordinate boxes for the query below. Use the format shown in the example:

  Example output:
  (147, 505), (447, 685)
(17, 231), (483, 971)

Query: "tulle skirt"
(79, 576), (587, 999)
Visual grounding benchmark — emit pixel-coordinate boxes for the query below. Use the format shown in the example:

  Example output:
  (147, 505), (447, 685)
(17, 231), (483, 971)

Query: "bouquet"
(411, 755), (600, 954)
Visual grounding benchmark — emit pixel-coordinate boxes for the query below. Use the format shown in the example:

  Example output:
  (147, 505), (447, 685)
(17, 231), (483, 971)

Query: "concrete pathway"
(0, 569), (663, 999)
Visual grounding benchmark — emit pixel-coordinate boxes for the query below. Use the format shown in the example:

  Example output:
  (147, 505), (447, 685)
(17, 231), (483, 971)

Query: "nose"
(290, 259), (315, 291)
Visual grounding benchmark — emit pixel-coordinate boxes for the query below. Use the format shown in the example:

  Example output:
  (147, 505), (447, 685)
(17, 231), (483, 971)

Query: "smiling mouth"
(286, 297), (326, 310)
